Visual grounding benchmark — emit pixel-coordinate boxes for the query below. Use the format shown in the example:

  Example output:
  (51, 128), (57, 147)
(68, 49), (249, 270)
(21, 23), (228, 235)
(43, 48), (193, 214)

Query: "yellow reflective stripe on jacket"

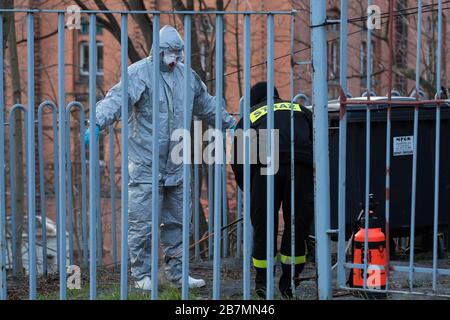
(280, 254), (306, 265)
(249, 103), (302, 124)
(252, 256), (278, 268)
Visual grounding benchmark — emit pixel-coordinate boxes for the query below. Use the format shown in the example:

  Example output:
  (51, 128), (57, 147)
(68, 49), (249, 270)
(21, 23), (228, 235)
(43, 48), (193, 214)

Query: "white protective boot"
(176, 276), (206, 289)
(134, 276), (152, 291)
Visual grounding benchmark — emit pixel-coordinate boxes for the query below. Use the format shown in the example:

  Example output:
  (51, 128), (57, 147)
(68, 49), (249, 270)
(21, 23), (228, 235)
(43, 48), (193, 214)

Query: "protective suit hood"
(159, 25), (184, 52)
(149, 25), (184, 72)
(149, 25), (184, 54)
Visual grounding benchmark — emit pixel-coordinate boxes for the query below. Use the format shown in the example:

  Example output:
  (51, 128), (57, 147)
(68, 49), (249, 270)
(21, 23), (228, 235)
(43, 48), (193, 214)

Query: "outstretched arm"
(192, 71), (237, 129)
(95, 59), (148, 130)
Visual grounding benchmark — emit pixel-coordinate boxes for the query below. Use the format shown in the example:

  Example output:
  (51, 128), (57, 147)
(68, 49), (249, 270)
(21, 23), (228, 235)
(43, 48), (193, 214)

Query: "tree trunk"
(5, 2), (25, 276)
(234, 0), (242, 98)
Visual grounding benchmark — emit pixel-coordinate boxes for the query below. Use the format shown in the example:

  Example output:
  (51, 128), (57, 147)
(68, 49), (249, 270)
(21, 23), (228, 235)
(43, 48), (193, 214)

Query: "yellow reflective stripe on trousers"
(280, 254), (306, 265)
(252, 256), (278, 268)
(249, 103), (302, 124)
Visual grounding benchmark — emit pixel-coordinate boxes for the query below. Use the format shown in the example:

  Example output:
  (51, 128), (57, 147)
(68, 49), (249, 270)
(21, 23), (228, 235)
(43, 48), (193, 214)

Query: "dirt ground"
(6, 248), (450, 300)
(189, 255), (450, 300)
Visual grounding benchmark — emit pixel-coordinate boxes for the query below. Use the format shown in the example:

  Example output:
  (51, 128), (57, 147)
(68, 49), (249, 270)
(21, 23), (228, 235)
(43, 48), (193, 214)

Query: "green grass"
(37, 283), (203, 300)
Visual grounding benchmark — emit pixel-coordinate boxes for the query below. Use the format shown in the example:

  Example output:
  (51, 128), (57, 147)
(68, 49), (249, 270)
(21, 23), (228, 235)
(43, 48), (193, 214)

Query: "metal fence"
(0, 7), (311, 301)
(0, 0), (449, 301)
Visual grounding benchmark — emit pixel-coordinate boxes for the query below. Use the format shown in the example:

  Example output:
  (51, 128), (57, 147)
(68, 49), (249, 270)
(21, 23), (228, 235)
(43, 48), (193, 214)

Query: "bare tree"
(3, 0), (26, 276)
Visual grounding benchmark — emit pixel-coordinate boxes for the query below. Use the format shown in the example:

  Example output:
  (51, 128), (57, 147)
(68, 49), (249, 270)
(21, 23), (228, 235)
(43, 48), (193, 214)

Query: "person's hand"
(227, 123), (237, 140)
(84, 124), (100, 145)
(230, 122), (237, 133)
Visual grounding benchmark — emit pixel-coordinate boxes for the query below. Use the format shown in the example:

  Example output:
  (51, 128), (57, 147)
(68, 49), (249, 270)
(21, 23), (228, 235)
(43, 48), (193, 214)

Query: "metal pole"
(385, 0), (395, 292)
(88, 13), (98, 300)
(408, 1), (422, 291)
(182, 14), (192, 300)
(38, 102), (58, 276)
(266, 13), (275, 300)
(208, 128), (214, 260)
(57, 13), (67, 300)
(236, 99), (244, 259)
(194, 163), (200, 259)
(0, 14), (6, 299)
(151, 13), (160, 300)
(408, 104), (419, 292)
(109, 126), (117, 265)
(52, 106), (59, 273)
(289, 94), (305, 298)
(363, 0), (373, 290)
(213, 14), (224, 300)
(66, 102), (87, 267)
(408, 5), (422, 288)
(27, 12), (37, 300)
(222, 158), (228, 258)
(120, 13), (129, 300)
(236, 185), (242, 258)
(337, 0), (348, 288)
(96, 148), (102, 267)
(79, 108), (87, 268)
(194, 117), (201, 260)
(289, 12), (297, 299)
(242, 14), (251, 300)
(310, 0), (332, 299)
(290, 13), (295, 101)
(432, 0), (443, 292)
(66, 112), (74, 266)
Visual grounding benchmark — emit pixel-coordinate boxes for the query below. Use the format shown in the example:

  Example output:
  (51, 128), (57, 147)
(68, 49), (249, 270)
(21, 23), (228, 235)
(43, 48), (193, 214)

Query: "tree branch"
(123, 0), (153, 54)
(171, 0), (205, 79)
(73, 0), (143, 63)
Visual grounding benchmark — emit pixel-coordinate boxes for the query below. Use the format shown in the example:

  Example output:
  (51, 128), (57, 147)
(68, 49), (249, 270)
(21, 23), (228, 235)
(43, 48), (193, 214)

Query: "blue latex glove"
(229, 123), (237, 135)
(84, 124), (100, 145)
(226, 123), (236, 139)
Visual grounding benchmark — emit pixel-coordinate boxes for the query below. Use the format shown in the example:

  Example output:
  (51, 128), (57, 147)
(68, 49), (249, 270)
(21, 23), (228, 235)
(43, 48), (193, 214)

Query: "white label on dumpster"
(393, 136), (414, 156)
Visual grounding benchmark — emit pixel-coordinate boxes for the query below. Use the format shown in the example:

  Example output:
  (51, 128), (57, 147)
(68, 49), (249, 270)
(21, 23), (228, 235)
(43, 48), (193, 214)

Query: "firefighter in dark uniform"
(231, 82), (314, 298)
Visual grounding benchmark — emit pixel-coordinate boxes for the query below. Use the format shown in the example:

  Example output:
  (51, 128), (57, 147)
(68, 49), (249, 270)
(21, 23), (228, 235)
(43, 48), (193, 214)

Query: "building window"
(395, 0), (408, 93)
(200, 42), (207, 72)
(360, 42), (367, 76)
(425, 17), (433, 82)
(360, 41), (375, 82)
(329, 86), (339, 99)
(80, 41), (104, 76)
(329, 41), (337, 79)
(80, 21), (103, 35)
(327, 9), (339, 82)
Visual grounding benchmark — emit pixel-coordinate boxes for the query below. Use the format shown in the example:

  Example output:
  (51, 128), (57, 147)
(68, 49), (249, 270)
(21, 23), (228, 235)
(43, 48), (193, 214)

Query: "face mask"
(162, 49), (183, 70)
(163, 52), (178, 70)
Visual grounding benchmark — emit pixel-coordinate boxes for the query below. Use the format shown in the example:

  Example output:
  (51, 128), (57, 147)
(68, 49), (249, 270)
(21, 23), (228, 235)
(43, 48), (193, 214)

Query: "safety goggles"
(163, 49), (184, 62)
